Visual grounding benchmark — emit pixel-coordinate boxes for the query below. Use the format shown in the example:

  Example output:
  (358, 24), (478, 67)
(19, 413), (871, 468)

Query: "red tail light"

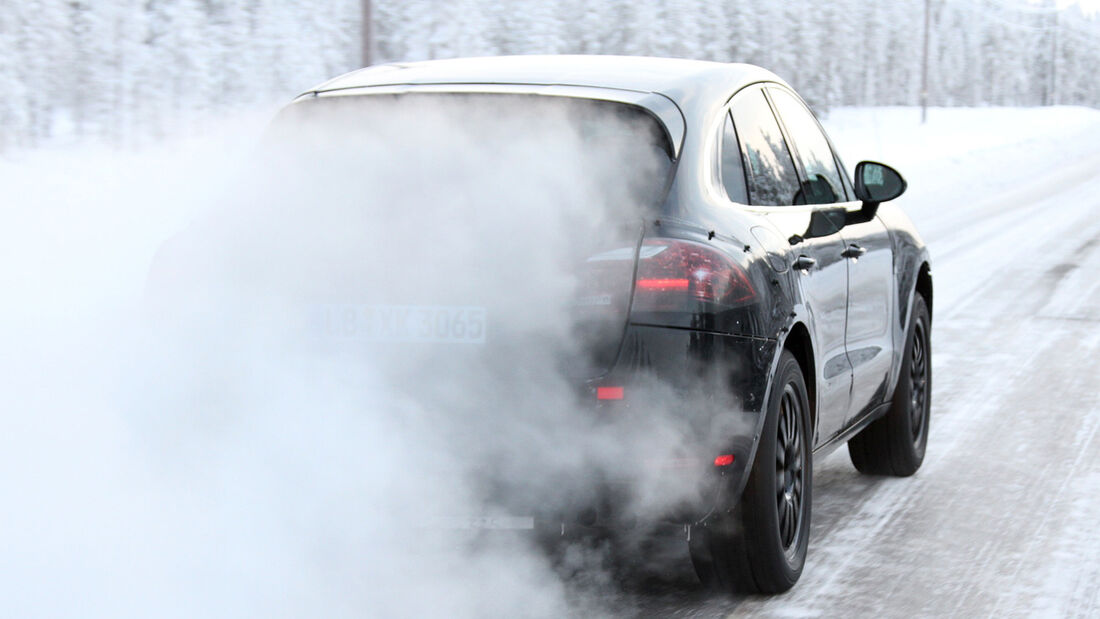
(633, 239), (755, 311)
(714, 454), (735, 466)
(636, 278), (690, 291)
(597, 386), (624, 400)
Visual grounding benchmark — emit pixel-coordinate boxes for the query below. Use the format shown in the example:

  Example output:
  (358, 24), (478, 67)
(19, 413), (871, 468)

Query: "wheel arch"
(705, 323), (816, 522)
(885, 258), (933, 407)
(916, 262), (933, 322)
(781, 322), (817, 439)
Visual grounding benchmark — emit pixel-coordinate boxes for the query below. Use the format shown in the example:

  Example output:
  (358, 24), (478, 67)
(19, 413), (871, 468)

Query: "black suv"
(197, 56), (933, 594)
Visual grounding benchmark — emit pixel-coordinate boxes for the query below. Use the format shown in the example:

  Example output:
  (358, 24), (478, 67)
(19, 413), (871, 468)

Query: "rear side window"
(729, 90), (801, 206)
(768, 88), (845, 205)
(719, 111), (748, 204)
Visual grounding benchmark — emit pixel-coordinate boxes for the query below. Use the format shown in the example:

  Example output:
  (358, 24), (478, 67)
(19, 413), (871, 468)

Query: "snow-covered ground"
(2, 106), (1100, 617)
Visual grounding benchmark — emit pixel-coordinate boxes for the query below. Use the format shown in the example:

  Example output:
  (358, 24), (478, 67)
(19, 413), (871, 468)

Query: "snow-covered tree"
(5, 0), (1100, 150)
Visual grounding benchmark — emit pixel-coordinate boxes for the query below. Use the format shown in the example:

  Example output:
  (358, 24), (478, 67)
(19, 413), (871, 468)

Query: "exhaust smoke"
(1, 94), (750, 617)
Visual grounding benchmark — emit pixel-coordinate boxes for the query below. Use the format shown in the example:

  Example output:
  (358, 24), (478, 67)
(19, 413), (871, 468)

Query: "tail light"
(632, 239), (755, 312)
(596, 386), (624, 400)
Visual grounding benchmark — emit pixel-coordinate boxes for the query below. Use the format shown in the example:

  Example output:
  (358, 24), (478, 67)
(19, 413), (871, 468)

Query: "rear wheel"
(689, 350), (812, 594)
(848, 294), (931, 476)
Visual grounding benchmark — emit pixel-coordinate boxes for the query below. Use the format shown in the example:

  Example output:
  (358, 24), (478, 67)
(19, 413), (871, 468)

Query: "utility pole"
(361, 0), (373, 67)
(920, 0), (931, 123)
(1050, 8), (1059, 105)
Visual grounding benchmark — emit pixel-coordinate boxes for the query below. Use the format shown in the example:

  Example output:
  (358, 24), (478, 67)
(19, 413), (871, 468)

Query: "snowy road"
(587, 109), (1100, 617)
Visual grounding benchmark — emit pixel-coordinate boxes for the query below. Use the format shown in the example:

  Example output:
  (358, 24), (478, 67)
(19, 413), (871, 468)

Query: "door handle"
(793, 255), (817, 271)
(841, 244), (867, 259)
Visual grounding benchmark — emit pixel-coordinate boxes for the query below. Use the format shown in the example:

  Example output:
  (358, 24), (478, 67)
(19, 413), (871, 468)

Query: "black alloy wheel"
(689, 350), (812, 594)
(909, 319), (929, 448)
(776, 384), (805, 556)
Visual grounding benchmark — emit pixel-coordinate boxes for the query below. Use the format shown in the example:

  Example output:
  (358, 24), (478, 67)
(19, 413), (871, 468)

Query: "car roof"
(305, 55), (785, 108)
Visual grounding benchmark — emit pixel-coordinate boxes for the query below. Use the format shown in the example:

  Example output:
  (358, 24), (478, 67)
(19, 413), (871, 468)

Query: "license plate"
(422, 516), (536, 531)
(312, 304), (487, 344)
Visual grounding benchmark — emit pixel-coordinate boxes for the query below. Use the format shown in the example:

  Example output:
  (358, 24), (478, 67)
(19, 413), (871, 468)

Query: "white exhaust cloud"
(0, 97), (745, 617)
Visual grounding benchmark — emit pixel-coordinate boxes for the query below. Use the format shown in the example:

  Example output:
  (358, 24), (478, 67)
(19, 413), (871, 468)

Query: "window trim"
(717, 109), (751, 205)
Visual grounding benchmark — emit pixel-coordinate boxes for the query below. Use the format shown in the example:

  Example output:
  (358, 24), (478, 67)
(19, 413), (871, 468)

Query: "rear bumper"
(570, 324), (778, 525)
(605, 323), (775, 414)
(425, 325), (780, 533)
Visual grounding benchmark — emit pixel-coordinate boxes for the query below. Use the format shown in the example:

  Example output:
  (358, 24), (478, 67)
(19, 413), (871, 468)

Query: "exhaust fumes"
(1, 95), (750, 617)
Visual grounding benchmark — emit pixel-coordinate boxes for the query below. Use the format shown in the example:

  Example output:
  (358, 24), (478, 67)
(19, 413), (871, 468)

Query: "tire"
(848, 294), (931, 476)
(689, 350), (812, 594)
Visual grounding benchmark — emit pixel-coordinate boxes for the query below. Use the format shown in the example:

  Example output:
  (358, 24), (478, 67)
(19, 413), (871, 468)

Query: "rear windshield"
(263, 92), (675, 215)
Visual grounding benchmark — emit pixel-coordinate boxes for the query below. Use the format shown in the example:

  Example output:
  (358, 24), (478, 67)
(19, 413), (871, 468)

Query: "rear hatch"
(245, 91), (677, 381)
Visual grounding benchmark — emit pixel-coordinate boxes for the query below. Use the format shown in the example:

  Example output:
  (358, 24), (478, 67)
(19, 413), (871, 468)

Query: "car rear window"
(265, 93), (675, 215)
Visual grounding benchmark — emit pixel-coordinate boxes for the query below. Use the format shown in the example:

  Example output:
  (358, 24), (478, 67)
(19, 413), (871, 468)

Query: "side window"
(720, 111), (748, 204)
(729, 89), (802, 206)
(768, 88), (845, 205)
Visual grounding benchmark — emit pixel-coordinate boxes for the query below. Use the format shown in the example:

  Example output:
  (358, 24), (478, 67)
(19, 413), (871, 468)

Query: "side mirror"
(854, 161), (906, 206)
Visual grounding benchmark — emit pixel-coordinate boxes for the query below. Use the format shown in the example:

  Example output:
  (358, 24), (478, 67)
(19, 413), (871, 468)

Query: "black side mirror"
(854, 161), (906, 206)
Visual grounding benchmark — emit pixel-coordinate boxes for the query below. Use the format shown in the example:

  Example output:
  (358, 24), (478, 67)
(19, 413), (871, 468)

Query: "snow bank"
(824, 105), (1100, 168)
(822, 106), (1100, 236)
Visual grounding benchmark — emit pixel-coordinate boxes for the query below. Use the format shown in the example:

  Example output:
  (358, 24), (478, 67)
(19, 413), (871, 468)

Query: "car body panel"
(306, 55), (786, 112)
(875, 200), (933, 403)
(841, 215), (896, 422)
(761, 208), (852, 443)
